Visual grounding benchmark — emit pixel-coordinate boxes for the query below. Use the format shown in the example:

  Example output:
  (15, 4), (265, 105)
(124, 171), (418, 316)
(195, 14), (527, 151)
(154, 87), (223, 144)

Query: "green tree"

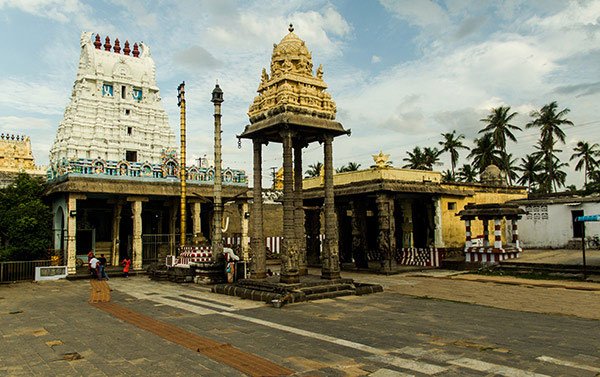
(570, 141), (600, 188)
(439, 131), (469, 178)
(305, 162), (323, 178)
(423, 147), (442, 171)
(526, 101), (573, 192)
(468, 133), (501, 173)
(441, 169), (456, 182)
(403, 147), (428, 170)
(498, 152), (518, 186)
(457, 164), (477, 182)
(526, 101), (573, 146)
(0, 173), (52, 261)
(515, 154), (542, 192)
(479, 106), (521, 157)
(336, 162), (361, 173)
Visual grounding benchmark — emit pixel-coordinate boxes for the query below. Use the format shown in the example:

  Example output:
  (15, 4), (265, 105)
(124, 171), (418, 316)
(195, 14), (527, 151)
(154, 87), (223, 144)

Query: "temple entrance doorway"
(119, 204), (133, 261)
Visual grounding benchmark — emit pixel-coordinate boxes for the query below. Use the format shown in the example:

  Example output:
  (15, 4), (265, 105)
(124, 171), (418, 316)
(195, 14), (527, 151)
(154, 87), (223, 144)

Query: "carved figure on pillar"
(376, 194), (396, 273)
(294, 141), (307, 275)
(250, 139), (266, 278)
(280, 130), (300, 283)
(322, 135), (340, 279)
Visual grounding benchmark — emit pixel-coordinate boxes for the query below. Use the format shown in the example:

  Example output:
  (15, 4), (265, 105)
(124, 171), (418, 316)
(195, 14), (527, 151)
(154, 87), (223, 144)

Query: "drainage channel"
(89, 281), (293, 377)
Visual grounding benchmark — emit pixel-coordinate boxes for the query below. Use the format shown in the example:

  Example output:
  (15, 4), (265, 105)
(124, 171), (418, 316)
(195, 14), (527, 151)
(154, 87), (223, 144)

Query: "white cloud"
(371, 55), (381, 63)
(379, 0), (448, 28)
(0, 0), (90, 23)
(0, 78), (68, 115)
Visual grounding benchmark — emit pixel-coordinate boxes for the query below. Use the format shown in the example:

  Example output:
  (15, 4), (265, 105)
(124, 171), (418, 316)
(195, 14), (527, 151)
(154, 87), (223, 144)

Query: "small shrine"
(457, 203), (526, 263)
(238, 24), (350, 283)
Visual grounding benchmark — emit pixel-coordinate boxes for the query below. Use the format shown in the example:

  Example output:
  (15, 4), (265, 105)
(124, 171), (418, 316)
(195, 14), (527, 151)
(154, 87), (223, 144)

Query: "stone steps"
(304, 289), (356, 301)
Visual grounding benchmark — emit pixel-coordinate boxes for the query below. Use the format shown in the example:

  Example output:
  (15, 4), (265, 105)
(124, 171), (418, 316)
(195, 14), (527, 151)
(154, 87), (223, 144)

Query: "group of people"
(87, 251), (131, 280)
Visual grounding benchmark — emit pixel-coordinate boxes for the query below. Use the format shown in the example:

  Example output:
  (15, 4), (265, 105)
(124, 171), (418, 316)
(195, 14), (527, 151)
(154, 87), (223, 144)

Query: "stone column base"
(280, 274), (300, 284)
(321, 270), (341, 280)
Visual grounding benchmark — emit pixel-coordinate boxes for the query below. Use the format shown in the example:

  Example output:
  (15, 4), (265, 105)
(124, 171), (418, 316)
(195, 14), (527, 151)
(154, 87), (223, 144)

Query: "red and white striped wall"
(396, 248), (444, 267)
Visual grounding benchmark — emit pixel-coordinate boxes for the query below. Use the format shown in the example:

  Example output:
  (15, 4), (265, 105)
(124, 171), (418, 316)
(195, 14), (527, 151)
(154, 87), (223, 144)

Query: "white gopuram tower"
(50, 32), (175, 165)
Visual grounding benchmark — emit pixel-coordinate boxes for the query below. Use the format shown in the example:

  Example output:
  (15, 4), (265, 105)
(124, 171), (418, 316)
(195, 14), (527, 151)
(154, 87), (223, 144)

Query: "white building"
(50, 32), (175, 165)
(511, 195), (600, 249)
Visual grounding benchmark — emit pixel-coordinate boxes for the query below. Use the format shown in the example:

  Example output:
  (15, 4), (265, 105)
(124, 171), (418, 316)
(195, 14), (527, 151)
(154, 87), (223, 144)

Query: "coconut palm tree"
(441, 169), (455, 182)
(479, 106), (521, 156)
(457, 164), (477, 182)
(403, 147), (428, 170)
(305, 162), (323, 178)
(515, 154), (542, 192)
(337, 162), (361, 173)
(346, 162), (361, 171)
(570, 141), (600, 188)
(526, 101), (574, 146)
(439, 131), (470, 178)
(498, 152), (518, 186)
(468, 133), (501, 173)
(423, 147), (442, 170)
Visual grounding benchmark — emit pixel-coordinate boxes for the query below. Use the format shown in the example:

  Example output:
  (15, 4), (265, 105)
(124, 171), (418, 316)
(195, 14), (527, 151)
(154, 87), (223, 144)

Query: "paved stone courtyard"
(1, 271), (599, 376)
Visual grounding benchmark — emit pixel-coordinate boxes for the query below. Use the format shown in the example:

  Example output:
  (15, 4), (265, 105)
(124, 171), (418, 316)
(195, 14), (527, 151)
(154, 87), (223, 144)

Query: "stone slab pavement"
(1, 271), (599, 376)
(514, 248), (600, 266)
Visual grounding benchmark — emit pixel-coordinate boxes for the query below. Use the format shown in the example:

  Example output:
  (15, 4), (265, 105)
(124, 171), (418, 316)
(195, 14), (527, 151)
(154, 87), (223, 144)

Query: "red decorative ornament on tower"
(132, 43), (140, 57)
(113, 38), (121, 53)
(94, 34), (102, 49)
(104, 36), (111, 51)
(123, 40), (131, 56)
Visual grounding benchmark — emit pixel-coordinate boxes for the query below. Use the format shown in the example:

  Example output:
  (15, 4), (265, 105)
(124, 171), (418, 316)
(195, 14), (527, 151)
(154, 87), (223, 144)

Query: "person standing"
(89, 256), (101, 280)
(98, 254), (109, 280)
(87, 250), (95, 275)
(121, 256), (131, 278)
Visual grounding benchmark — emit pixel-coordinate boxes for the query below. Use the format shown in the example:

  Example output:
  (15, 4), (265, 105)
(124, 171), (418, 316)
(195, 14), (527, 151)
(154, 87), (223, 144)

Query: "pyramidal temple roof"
(247, 24), (337, 124)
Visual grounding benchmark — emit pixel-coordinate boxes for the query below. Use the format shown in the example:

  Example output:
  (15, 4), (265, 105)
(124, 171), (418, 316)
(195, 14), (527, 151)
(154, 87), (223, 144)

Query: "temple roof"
(457, 203), (526, 219)
(244, 25), (340, 132)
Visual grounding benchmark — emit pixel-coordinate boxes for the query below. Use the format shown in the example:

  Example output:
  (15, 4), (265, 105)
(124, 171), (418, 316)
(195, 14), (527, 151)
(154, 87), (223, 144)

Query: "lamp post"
(177, 82), (187, 248)
(212, 83), (224, 261)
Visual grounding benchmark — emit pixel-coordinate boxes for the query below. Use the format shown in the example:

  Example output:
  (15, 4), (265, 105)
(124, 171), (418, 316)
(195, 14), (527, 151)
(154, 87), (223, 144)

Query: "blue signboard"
(576, 215), (600, 222)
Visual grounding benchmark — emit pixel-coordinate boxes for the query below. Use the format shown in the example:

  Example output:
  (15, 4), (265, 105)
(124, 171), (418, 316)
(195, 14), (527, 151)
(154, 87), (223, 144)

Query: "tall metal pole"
(211, 83), (224, 260)
(177, 82), (187, 247)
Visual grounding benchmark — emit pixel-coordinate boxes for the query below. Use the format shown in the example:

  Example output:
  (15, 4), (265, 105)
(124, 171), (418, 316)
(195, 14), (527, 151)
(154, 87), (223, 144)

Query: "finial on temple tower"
(104, 36), (111, 51)
(94, 34), (101, 49)
(123, 40), (131, 55)
(288, 23), (294, 32)
(114, 38), (121, 53)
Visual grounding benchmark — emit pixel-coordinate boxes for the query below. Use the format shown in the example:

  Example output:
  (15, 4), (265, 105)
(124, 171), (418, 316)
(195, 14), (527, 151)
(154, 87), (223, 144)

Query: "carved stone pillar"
(240, 202), (250, 261)
(111, 202), (122, 266)
(377, 193), (396, 273)
(294, 143), (307, 275)
(322, 135), (340, 279)
(433, 197), (444, 248)
(129, 198), (144, 270)
(66, 194), (80, 275)
(251, 139), (266, 279)
(351, 200), (368, 269)
(281, 130), (299, 283)
(190, 201), (206, 244)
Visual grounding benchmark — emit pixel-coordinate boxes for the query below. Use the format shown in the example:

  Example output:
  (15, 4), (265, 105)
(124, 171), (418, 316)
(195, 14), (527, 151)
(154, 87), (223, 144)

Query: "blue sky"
(1, 0), (599, 188)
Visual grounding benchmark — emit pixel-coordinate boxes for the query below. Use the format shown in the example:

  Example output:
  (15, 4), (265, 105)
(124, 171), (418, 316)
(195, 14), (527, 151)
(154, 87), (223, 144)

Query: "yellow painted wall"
(303, 168), (441, 189)
(440, 185), (527, 248)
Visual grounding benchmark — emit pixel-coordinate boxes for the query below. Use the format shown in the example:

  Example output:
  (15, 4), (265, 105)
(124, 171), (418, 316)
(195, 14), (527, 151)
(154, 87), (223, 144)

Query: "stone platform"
(212, 274), (383, 307)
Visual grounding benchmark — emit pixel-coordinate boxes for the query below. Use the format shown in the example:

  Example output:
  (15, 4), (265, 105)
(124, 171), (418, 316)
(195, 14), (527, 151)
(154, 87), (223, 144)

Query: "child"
(121, 256), (131, 278)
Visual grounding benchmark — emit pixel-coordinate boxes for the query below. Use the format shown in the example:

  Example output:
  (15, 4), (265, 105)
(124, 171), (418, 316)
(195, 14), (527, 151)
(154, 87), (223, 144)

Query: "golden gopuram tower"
(239, 25), (349, 283)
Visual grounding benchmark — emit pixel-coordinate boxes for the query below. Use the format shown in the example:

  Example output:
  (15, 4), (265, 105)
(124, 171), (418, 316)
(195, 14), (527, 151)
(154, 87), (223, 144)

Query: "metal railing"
(0, 260), (53, 283)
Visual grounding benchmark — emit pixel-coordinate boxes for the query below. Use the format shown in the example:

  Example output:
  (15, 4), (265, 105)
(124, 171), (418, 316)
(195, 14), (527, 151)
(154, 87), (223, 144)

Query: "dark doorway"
(338, 205), (353, 265)
(572, 210), (584, 238)
(119, 204), (133, 260)
(126, 150), (137, 162)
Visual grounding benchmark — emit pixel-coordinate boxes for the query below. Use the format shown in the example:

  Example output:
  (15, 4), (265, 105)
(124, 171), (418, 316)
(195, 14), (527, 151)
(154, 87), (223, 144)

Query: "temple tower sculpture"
(50, 32), (175, 165)
(239, 25), (349, 283)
